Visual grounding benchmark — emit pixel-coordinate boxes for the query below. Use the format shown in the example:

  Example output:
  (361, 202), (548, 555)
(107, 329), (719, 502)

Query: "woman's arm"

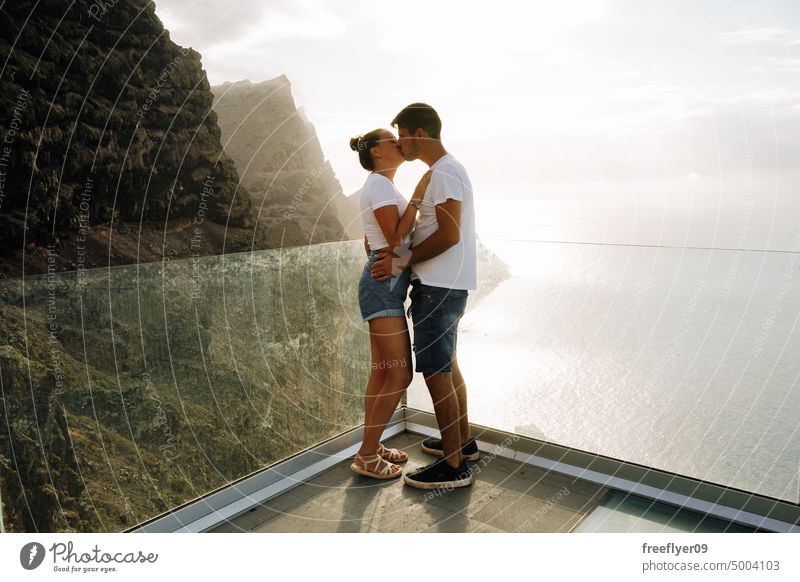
(372, 171), (431, 249)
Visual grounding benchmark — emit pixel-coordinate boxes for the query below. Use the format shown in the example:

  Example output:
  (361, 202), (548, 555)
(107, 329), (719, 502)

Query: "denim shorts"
(409, 280), (468, 374)
(358, 250), (412, 321)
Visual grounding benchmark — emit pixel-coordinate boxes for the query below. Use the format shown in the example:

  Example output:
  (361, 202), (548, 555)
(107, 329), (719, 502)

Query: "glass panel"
(409, 239), (800, 504)
(575, 490), (760, 533)
(0, 241), (371, 532)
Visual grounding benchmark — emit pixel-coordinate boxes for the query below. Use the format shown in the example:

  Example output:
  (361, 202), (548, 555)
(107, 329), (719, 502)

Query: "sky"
(153, 0), (800, 250)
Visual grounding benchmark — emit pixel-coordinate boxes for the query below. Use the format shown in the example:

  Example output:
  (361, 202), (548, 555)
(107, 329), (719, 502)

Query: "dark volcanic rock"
(0, 0), (254, 276)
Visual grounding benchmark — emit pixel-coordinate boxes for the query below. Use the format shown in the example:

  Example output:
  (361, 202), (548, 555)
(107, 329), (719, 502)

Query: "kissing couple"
(348, 103), (479, 489)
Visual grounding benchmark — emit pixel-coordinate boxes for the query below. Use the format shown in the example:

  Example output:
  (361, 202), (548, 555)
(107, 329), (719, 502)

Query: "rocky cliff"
(0, 0), (255, 277)
(211, 77), (361, 245)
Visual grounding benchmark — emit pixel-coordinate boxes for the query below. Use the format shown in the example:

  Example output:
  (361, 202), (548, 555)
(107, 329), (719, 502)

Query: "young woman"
(349, 128), (430, 479)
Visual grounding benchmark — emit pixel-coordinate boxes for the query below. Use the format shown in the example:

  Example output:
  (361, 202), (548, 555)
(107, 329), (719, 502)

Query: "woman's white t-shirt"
(359, 173), (409, 251)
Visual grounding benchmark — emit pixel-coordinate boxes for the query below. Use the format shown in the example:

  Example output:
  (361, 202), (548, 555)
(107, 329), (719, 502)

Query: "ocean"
(408, 238), (800, 503)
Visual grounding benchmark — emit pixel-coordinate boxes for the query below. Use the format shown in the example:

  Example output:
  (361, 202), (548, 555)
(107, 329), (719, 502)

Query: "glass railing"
(0, 241), (372, 532)
(2, 237), (797, 533)
(409, 239), (800, 504)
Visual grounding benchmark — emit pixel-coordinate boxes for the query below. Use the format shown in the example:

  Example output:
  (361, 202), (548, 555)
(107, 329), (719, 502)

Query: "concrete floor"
(209, 432), (611, 533)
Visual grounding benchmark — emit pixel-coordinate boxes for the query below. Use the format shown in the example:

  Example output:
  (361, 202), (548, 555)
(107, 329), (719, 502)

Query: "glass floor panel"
(575, 490), (762, 533)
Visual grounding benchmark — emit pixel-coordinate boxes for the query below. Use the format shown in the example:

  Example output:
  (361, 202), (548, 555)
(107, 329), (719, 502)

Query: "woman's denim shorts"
(358, 250), (412, 321)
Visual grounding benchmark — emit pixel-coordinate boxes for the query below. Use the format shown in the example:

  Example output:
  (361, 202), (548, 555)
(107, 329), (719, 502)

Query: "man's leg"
(423, 371), (463, 468)
(451, 355), (471, 444)
(409, 283), (469, 470)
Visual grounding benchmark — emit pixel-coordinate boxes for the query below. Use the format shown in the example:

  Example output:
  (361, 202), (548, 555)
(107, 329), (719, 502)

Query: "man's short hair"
(391, 103), (442, 140)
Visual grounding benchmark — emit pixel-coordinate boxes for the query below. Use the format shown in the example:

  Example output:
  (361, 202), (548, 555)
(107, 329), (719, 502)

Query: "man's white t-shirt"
(359, 173), (410, 251)
(411, 153), (477, 290)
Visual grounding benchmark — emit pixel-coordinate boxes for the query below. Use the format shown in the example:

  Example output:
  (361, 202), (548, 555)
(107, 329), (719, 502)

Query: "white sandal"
(351, 453), (402, 479)
(377, 443), (408, 463)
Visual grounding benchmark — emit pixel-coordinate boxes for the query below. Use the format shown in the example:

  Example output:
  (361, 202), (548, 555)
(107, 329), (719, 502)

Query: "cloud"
(370, 0), (609, 56)
(154, 0), (346, 48)
(717, 26), (796, 44)
(769, 58), (800, 72)
(155, 0), (266, 45)
(704, 88), (800, 109)
(252, 1), (347, 43)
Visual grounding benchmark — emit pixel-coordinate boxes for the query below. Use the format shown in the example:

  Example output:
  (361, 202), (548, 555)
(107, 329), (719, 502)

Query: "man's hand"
(370, 247), (411, 281)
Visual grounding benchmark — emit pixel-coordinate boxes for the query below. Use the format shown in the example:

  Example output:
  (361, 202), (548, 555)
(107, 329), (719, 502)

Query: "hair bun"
(349, 136), (361, 152)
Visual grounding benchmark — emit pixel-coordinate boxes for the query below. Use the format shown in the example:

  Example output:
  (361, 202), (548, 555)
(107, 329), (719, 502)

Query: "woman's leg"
(356, 316), (413, 460)
(362, 330), (387, 442)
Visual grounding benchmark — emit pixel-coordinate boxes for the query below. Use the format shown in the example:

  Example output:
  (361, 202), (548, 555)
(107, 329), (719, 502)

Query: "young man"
(370, 103), (479, 489)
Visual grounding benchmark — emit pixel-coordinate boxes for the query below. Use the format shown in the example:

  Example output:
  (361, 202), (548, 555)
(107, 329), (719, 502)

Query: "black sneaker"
(421, 436), (480, 461)
(403, 458), (473, 490)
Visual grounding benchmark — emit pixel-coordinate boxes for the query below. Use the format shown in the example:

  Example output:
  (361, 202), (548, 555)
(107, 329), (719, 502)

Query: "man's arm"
(371, 198), (462, 281)
(364, 235), (369, 257)
(407, 198), (461, 265)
